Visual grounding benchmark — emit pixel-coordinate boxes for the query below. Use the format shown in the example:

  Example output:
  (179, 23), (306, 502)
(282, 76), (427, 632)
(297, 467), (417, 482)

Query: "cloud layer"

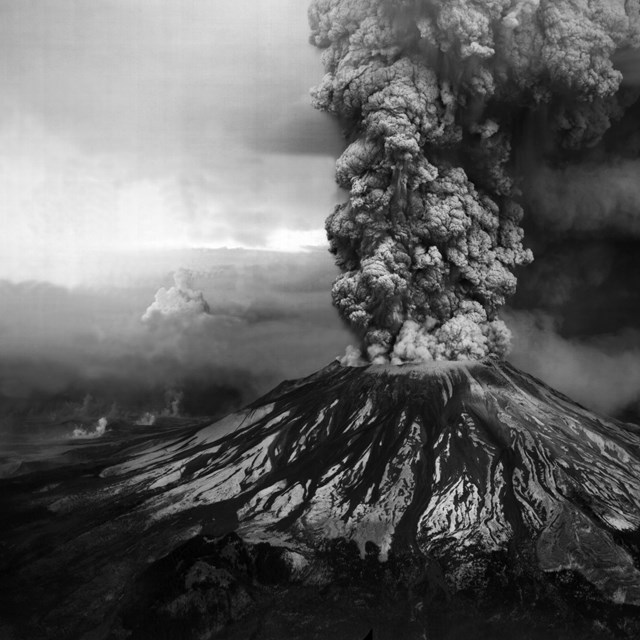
(507, 310), (640, 417)
(0, 249), (352, 434)
(0, 0), (343, 285)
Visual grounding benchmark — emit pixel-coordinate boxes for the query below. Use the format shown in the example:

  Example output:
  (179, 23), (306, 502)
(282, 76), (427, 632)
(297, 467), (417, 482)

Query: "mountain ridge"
(2, 358), (640, 638)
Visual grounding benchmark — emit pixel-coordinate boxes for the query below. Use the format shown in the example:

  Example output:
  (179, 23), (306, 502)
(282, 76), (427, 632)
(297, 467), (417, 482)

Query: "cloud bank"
(0, 250), (352, 436)
(507, 310), (640, 417)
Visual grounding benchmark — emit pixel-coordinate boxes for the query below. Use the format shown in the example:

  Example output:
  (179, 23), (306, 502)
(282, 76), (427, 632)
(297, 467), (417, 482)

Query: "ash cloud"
(521, 95), (640, 238)
(526, 160), (640, 236)
(309, 0), (640, 364)
(507, 310), (640, 417)
(503, 237), (640, 419)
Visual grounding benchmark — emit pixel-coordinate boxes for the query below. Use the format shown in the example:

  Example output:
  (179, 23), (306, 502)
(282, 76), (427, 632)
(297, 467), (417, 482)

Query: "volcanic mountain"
(2, 359), (640, 639)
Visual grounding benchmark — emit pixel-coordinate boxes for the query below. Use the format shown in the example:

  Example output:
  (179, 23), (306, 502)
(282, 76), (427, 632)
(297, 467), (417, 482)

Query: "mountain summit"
(2, 359), (640, 638)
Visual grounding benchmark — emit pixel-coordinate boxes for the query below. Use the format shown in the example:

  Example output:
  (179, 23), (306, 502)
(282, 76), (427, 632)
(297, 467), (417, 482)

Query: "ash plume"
(506, 310), (640, 416)
(309, 0), (640, 363)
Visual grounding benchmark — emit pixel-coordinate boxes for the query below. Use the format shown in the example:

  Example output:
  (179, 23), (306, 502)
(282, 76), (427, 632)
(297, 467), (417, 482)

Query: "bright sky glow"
(0, 0), (342, 286)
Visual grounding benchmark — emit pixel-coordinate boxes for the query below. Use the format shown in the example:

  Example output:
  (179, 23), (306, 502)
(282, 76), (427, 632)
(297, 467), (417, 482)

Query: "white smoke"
(72, 416), (108, 439)
(135, 412), (156, 426)
(339, 344), (369, 366)
(142, 268), (211, 322)
(162, 387), (184, 417)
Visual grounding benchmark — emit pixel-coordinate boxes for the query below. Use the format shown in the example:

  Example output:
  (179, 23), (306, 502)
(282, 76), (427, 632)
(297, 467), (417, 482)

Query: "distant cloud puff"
(142, 269), (211, 322)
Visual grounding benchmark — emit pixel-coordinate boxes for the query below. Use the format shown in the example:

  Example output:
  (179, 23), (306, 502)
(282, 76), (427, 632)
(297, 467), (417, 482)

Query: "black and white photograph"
(2, 1), (640, 638)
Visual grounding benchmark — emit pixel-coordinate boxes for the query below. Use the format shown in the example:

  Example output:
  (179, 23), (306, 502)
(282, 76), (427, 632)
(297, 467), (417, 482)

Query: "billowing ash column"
(309, 0), (640, 363)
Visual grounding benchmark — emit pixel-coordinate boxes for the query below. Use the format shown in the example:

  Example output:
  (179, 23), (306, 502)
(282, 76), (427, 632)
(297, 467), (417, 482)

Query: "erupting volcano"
(3, 359), (640, 638)
(2, 1), (640, 639)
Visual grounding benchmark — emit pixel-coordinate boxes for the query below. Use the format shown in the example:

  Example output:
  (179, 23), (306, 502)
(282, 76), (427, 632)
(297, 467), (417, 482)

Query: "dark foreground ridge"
(2, 359), (640, 639)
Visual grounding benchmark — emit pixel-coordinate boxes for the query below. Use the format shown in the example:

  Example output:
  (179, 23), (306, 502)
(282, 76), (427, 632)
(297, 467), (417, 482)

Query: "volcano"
(2, 359), (640, 639)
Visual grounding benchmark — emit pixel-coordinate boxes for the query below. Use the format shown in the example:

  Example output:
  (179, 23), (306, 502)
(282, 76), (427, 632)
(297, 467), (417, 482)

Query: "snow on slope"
(80, 358), (640, 604)
(5, 356), (640, 640)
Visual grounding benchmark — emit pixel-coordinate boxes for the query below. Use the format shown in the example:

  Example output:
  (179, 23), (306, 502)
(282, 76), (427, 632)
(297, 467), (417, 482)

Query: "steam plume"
(309, 0), (640, 363)
(142, 269), (210, 322)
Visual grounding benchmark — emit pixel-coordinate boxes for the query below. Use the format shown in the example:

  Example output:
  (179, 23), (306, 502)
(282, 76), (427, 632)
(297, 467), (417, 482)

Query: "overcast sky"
(3, 1), (640, 426)
(0, 0), (344, 286)
(0, 0), (357, 426)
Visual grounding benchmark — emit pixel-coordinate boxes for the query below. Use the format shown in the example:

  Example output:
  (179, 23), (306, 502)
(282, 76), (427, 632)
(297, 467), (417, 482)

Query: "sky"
(0, 0), (355, 431)
(0, 0), (344, 285)
(2, 0), (640, 430)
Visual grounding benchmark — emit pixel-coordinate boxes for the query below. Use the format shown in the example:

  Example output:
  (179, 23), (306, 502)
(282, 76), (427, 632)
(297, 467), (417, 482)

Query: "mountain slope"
(2, 358), (640, 638)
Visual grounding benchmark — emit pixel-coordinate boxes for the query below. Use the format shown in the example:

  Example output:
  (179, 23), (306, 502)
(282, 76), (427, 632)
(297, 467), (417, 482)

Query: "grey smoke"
(507, 310), (640, 416)
(526, 160), (640, 236)
(308, 0), (640, 363)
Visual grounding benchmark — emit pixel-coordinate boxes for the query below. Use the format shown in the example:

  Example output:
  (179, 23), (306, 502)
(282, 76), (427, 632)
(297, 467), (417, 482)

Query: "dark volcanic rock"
(117, 533), (255, 639)
(2, 359), (640, 638)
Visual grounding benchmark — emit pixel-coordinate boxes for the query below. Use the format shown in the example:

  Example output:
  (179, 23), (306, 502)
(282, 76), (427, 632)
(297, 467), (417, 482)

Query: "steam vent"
(2, 359), (640, 639)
